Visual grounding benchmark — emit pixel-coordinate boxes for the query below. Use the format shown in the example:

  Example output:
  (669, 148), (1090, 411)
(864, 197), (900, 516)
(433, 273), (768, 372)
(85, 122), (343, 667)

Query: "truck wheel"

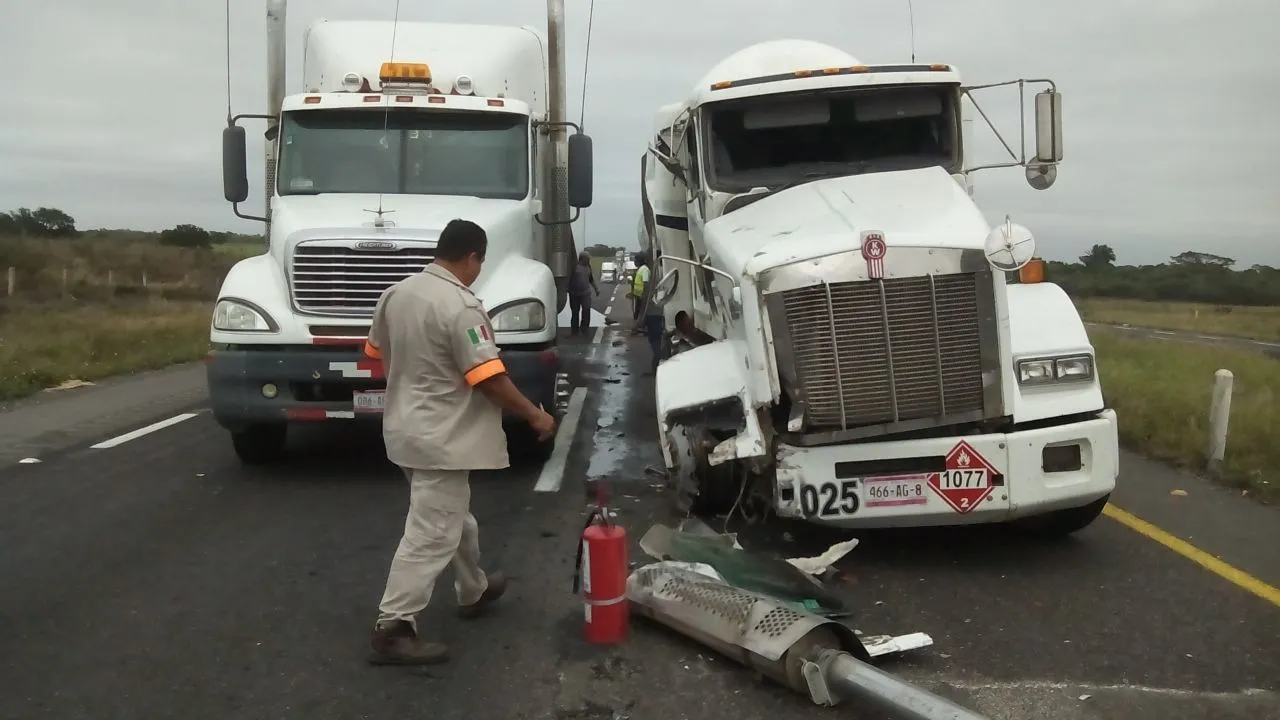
(1015, 494), (1110, 538)
(230, 424), (288, 466)
(505, 425), (556, 466)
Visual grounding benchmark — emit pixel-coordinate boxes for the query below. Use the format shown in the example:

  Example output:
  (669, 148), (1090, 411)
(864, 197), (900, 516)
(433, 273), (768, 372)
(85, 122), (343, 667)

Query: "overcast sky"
(1, 0), (1276, 266)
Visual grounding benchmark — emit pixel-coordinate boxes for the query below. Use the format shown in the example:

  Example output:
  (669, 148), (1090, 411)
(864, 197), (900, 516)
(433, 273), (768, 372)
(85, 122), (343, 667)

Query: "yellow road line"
(1103, 504), (1280, 608)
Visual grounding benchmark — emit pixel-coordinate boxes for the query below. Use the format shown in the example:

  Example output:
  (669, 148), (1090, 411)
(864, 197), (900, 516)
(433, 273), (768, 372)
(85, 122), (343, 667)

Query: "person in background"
(629, 251), (651, 335)
(362, 218), (557, 666)
(567, 251), (599, 336)
(638, 252), (666, 372)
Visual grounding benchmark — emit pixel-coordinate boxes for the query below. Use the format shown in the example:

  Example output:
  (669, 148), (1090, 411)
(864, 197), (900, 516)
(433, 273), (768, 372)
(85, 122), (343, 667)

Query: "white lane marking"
(534, 386), (587, 493)
(604, 304), (613, 314)
(592, 324), (605, 344)
(90, 413), (199, 449)
(1153, 330), (1174, 335)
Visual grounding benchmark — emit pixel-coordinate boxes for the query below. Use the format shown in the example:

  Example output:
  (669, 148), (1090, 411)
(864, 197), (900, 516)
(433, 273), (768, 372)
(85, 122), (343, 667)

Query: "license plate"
(352, 390), (385, 413)
(861, 474), (930, 508)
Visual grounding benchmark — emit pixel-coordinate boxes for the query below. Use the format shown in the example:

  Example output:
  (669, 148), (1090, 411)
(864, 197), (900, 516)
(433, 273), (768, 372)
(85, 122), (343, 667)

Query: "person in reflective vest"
(629, 252), (651, 335)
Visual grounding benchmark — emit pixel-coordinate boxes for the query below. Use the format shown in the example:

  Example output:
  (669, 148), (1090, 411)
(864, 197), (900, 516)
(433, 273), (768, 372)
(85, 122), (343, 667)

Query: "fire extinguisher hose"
(570, 506), (611, 595)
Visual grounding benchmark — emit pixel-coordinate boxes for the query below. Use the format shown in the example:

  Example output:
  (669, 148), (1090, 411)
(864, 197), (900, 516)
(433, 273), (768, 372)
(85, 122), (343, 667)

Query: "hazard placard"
(928, 440), (997, 514)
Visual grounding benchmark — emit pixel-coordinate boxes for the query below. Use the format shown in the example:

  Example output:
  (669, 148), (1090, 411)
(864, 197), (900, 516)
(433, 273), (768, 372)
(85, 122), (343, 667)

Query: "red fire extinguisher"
(572, 491), (629, 645)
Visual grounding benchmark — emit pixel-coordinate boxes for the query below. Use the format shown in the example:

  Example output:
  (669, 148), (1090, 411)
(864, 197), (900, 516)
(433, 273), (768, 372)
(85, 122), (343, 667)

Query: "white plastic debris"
(18, 457), (42, 464)
(786, 538), (860, 576)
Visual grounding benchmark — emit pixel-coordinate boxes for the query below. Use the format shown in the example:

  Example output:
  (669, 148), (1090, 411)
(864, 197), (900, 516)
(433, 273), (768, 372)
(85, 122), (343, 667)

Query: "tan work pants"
(376, 468), (489, 629)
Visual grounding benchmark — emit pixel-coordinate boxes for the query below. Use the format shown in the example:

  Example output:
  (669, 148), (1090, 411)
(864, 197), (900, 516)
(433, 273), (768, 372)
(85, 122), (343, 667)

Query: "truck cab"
(643, 40), (1117, 536)
(213, 7), (591, 465)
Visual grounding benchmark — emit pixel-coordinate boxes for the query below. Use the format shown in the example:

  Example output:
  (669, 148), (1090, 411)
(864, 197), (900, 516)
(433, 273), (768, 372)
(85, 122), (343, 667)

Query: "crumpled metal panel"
(627, 563), (843, 662)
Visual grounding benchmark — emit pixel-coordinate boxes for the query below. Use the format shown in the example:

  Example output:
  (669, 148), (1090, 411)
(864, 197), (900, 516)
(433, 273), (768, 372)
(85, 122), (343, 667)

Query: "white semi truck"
(643, 40), (1119, 535)
(213, 0), (592, 464)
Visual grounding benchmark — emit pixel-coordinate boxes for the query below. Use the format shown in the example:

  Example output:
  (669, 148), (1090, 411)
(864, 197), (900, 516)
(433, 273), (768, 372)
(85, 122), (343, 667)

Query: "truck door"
(680, 115), (726, 339)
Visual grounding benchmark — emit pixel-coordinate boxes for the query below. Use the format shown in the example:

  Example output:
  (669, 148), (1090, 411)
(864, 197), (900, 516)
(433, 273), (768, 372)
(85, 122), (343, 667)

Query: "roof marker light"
(304, 96), (321, 104)
(379, 62), (432, 83)
(341, 72), (362, 91)
(453, 74), (475, 95)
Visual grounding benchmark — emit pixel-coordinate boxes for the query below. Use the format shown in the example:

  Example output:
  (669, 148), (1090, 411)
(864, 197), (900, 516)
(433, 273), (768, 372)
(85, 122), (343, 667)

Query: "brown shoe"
(458, 571), (507, 619)
(368, 619), (449, 665)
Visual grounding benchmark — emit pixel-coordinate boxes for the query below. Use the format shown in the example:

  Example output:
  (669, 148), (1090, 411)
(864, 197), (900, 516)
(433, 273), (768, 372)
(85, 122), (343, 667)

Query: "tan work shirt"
(364, 263), (510, 475)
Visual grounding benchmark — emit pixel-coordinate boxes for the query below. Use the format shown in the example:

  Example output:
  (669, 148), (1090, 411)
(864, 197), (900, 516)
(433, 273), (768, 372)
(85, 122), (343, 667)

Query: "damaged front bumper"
(773, 410), (1119, 529)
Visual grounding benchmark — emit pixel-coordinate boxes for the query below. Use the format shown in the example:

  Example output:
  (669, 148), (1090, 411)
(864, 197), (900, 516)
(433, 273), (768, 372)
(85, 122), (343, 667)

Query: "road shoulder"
(0, 362), (206, 465)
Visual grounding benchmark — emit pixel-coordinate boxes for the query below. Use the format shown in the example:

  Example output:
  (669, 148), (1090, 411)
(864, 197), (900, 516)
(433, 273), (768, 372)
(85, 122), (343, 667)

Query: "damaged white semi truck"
(212, 0), (591, 464)
(643, 40), (1118, 536)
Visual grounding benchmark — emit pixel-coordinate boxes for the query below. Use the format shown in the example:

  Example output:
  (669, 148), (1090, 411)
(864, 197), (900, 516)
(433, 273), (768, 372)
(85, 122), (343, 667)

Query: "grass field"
(0, 300), (213, 401)
(0, 234), (263, 401)
(1076, 297), (1280, 342)
(1091, 329), (1277, 503)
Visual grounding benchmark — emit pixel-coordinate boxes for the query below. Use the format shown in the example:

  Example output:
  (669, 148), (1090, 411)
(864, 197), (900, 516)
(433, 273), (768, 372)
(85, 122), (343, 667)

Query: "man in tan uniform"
(362, 218), (557, 665)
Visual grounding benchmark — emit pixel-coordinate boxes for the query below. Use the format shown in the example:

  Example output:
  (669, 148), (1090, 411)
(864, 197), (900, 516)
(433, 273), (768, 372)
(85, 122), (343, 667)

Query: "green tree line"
(1, 207), (258, 249)
(1032, 245), (1278, 306)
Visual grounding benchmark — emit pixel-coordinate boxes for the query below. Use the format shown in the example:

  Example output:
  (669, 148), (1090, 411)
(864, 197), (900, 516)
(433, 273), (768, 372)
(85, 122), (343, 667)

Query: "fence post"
(62, 267), (69, 298)
(6, 266), (13, 297)
(1207, 369), (1233, 474)
(142, 271), (148, 288)
(107, 270), (115, 298)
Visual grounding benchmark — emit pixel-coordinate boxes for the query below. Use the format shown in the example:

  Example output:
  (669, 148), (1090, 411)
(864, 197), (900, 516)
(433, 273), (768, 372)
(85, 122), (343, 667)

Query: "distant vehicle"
(600, 261), (617, 283)
(644, 39), (1115, 538)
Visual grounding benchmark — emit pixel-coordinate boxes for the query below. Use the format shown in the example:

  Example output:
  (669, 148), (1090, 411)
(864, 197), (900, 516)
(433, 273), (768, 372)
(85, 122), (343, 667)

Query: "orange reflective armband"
(363, 339), (382, 359)
(463, 358), (506, 386)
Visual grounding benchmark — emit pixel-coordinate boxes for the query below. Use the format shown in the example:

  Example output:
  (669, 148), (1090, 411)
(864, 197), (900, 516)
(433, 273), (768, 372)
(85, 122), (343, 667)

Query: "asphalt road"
(1, 286), (1277, 720)
(1085, 322), (1280, 360)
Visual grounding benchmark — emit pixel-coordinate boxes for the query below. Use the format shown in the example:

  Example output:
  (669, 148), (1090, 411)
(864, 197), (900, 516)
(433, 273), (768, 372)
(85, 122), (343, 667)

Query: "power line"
(578, 0), (596, 240)
(224, 0), (233, 122)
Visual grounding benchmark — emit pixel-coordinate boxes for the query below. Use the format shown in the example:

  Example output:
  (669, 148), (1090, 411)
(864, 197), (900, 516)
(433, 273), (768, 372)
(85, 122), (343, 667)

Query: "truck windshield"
(277, 108), (529, 199)
(700, 84), (958, 193)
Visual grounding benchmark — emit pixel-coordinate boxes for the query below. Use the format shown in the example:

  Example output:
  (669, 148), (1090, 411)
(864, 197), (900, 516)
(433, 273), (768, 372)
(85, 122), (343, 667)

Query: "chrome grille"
(779, 274), (985, 430)
(290, 244), (434, 315)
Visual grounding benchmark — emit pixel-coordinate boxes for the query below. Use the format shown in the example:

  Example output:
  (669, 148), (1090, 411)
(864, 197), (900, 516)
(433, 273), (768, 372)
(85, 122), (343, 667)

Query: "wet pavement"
(0, 283), (1276, 719)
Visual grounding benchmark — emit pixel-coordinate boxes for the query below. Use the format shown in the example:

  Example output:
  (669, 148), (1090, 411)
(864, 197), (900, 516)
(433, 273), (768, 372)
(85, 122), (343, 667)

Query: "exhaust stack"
(265, 0), (288, 228)
(543, 0), (574, 310)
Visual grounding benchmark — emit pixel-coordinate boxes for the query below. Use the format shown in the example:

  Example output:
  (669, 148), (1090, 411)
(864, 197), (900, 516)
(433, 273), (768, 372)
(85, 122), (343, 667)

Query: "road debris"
(625, 560), (985, 719)
(786, 538), (860, 577)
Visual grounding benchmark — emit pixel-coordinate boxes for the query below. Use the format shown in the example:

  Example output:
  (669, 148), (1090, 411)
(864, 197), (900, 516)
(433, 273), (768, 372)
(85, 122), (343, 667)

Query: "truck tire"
(230, 424), (288, 466)
(505, 425), (555, 465)
(1014, 494), (1110, 538)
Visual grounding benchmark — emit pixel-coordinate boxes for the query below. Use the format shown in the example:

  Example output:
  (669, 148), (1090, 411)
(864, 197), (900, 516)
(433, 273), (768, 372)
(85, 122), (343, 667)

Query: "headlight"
(1016, 354), (1094, 386)
(489, 300), (546, 333)
(212, 299), (276, 332)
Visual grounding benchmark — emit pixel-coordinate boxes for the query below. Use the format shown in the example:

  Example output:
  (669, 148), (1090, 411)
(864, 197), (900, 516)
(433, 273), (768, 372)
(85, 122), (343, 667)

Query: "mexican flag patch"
(465, 323), (493, 346)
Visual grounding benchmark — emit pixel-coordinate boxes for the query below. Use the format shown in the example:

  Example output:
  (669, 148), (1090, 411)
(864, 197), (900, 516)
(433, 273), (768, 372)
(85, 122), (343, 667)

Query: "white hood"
(704, 166), (990, 278)
(269, 193), (532, 251)
(266, 193), (554, 336)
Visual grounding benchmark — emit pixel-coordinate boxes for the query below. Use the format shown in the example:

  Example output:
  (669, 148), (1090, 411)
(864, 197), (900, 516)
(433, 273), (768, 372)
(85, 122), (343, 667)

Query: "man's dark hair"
(435, 219), (488, 261)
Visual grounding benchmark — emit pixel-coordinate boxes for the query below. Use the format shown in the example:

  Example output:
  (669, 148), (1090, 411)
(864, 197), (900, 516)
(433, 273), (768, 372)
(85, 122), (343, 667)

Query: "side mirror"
(651, 268), (680, 307)
(567, 133), (594, 209)
(222, 125), (250, 204)
(1034, 90), (1063, 164)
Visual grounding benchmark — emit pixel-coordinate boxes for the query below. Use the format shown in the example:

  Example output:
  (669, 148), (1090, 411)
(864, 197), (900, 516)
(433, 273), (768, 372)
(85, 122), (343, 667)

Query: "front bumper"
(206, 344), (562, 431)
(773, 409), (1119, 529)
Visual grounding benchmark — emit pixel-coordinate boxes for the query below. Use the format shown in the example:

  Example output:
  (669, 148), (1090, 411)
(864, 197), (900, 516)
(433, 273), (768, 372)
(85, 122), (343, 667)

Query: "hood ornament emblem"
(861, 231), (887, 279)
